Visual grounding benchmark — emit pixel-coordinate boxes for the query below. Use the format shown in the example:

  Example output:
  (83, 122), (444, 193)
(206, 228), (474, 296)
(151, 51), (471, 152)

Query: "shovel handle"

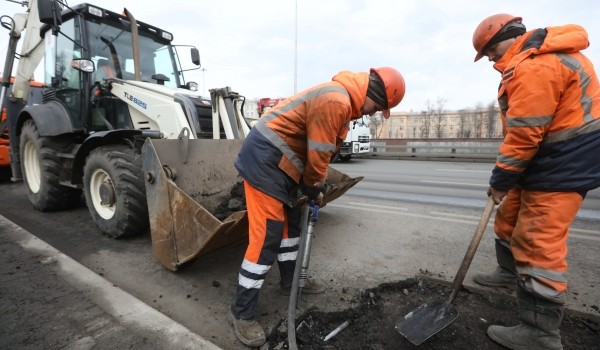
(447, 197), (496, 303)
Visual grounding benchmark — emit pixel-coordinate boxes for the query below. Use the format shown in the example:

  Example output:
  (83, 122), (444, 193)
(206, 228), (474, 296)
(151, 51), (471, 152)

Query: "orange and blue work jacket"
(491, 25), (600, 192)
(234, 71), (369, 206)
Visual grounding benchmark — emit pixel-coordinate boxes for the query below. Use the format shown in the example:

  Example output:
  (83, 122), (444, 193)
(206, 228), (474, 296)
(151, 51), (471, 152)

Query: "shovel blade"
(395, 300), (459, 346)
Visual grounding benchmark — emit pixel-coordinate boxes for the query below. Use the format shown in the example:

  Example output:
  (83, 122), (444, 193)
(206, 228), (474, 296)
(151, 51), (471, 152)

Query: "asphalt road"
(1, 158), (599, 349)
(334, 158), (600, 219)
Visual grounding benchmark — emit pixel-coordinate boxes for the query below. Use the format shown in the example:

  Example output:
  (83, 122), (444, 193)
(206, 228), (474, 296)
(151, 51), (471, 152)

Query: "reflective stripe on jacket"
(235, 71), (369, 204)
(491, 25), (600, 191)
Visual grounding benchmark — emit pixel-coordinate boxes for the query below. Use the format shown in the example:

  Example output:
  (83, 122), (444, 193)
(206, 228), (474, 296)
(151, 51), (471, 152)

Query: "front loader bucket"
(142, 138), (248, 271)
(142, 137), (363, 271)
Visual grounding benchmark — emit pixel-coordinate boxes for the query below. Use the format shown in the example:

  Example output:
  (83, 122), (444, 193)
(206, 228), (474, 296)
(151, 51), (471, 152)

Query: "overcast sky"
(2, 0), (600, 112)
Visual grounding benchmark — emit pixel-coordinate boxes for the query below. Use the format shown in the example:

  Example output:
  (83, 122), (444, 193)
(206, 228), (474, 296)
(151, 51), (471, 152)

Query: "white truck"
(333, 117), (371, 162)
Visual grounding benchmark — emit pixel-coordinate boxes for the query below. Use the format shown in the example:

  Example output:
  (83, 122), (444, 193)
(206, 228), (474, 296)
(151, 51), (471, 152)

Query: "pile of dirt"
(267, 277), (599, 349)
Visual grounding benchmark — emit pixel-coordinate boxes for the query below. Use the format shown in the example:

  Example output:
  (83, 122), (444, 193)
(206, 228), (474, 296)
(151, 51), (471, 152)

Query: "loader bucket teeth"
(141, 138), (362, 271)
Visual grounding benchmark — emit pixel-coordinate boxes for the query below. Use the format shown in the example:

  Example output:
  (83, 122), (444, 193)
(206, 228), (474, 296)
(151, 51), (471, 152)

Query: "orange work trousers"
(243, 180), (301, 264)
(494, 188), (583, 302)
(232, 180), (302, 319)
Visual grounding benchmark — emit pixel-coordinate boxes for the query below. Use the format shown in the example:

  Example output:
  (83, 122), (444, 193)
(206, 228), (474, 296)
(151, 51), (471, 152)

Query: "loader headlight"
(87, 6), (103, 18)
(71, 59), (95, 73)
(161, 31), (173, 41)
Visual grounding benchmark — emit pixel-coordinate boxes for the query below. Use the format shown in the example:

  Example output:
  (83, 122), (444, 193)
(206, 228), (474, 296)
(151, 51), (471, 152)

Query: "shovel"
(395, 197), (496, 345)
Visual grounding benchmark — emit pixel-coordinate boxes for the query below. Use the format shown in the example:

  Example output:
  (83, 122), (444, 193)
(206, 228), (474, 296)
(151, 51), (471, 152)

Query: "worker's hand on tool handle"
(314, 192), (324, 207)
(487, 186), (507, 205)
(301, 182), (328, 207)
(308, 199), (320, 218)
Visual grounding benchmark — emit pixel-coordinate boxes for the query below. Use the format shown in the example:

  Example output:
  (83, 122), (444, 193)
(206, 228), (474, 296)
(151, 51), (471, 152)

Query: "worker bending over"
(230, 67), (406, 347)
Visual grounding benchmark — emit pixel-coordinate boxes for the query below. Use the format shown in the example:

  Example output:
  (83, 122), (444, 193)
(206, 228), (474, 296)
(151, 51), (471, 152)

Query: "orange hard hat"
(370, 67), (406, 118)
(472, 14), (523, 62)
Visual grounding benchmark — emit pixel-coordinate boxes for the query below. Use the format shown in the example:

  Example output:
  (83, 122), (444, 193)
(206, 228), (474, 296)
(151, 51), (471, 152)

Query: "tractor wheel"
(0, 166), (11, 181)
(19, 119), (81, 211)
(83, 145), (148, 238)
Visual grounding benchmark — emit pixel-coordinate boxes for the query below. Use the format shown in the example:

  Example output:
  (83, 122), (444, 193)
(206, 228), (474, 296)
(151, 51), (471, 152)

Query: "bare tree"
(410, 116), (418, 138)
(464, 128), (472, 138)
(457, 109), (468, 138)
(419, 110), (430, 138)
(369, 118), (378, 138)
(418, 98), (446, 139)
(486, 101), (498, 137)
(432, 97), (447, 138)
(388, 117), (395, 138)
(472, 103), (484, 138)
(370, 112), (386, 139)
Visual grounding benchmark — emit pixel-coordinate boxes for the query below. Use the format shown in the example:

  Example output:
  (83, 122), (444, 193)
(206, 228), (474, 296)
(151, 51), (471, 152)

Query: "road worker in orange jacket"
(473, 14), (600, 350)
(229, 67), (406, 347)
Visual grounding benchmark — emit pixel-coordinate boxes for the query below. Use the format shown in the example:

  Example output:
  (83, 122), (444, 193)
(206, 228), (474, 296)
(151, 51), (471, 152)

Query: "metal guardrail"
(361, 142), (501, 161)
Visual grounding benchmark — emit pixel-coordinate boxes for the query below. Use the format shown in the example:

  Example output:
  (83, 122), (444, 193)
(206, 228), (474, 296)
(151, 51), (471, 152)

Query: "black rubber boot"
(487, 281), (564, 350)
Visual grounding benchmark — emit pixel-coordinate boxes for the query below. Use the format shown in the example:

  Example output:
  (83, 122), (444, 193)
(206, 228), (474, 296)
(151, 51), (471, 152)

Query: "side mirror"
(38, 0), (62, 27)
(191, 48), (200, 66)
(185, 81), (198, 91)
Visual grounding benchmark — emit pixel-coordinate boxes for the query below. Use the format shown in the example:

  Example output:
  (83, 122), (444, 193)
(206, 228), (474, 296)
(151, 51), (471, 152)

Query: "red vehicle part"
(257, 97), (286, 116)
(0, 77), (44, 173)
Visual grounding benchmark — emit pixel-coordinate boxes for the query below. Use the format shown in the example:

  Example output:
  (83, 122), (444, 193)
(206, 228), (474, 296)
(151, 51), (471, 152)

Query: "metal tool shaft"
(324, 320), (350, 342)
(287, 202), (319, 350)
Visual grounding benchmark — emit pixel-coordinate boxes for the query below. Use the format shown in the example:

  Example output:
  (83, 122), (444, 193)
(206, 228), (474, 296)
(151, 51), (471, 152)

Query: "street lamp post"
(201, 68), (207, 96)
(294, 0), (298, 94)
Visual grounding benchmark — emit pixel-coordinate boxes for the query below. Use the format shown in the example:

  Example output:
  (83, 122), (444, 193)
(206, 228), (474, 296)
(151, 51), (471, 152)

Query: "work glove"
(301, 182), (328, 206)
(487, 186), (508, 205)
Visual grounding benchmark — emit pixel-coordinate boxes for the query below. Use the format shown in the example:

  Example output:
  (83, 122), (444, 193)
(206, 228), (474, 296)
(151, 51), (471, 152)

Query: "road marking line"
(328, 203), (484, 226)
(570, 227), (600, 235)
(420, 180), (488, 187)
(436, 169), (491, 173)
(347, 202), (408, 211)
(571, 234), (600, 242)
(431, 211), (485, 220)
(328, 203), (600, 242)
(431, 211), (599, 236)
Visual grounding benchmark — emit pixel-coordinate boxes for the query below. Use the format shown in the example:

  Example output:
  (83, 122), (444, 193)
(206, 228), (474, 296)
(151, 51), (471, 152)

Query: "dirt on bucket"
(214, 182), (246, 221)
(266, 277), (600, 350)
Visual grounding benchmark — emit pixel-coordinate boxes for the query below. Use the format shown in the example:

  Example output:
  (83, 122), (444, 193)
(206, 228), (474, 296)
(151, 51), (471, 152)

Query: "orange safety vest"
(490, 25), (600, 191)
(253, 71), (368, 186)
(234, 71), (368, 205)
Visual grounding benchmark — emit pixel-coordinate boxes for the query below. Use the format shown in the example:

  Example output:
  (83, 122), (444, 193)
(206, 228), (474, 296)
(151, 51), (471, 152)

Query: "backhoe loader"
(0, 0), (362, 271)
